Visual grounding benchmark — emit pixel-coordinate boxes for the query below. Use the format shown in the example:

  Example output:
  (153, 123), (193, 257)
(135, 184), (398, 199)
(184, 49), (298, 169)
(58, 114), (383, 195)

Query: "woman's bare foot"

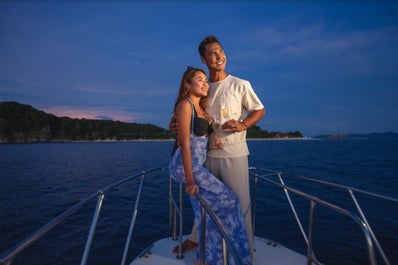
(172, 239), (198, 254)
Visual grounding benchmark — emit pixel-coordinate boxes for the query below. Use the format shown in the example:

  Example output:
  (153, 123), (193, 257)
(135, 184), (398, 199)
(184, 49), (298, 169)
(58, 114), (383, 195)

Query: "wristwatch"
(240, 119), (248, 129)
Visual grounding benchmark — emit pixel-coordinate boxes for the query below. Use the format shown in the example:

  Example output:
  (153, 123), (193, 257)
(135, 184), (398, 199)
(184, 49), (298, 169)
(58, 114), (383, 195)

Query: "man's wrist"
(240, 119), (248, 130)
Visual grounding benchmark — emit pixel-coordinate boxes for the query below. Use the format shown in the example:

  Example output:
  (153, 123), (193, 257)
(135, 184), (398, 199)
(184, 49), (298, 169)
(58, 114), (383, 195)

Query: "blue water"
(0, 139), (397, 265)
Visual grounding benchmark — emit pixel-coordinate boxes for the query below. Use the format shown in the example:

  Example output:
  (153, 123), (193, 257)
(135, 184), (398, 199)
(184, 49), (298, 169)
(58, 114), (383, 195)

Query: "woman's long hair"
(174, 66), (208, 111)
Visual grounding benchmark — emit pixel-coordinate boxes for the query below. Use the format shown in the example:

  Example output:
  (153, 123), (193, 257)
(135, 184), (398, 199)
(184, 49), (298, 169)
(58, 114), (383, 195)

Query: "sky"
(1, 1), (397, 137)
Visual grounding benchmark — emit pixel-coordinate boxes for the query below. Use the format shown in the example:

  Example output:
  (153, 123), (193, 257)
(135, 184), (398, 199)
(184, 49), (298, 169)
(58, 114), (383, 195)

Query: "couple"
(169, 35), (265, 265)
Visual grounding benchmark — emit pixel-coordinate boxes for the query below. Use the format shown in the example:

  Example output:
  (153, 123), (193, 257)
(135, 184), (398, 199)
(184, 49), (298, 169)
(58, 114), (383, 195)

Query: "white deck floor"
(131, 236), (308, 265)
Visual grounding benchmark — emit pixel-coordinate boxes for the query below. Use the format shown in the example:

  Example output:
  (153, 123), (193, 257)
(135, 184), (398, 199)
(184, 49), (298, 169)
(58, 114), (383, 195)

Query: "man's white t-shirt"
(206, 75), (264, 158)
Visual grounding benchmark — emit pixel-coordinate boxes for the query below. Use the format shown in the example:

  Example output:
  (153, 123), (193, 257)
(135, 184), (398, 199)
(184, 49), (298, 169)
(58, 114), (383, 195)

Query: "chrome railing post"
(169, 175), (175, 239)
(200, 204), (206, 265)
(176, 182), (184, 259)
(120, 173), (145, 265)
(168, 176), (184, 259)
(251, 175), (258, 239)
(277, 172), (309, 245)
(349, 189), (390, 265)
(196, 194), (244, 265)
(80, 190), (105, 265)
(172, 206), (177, 239)
(222, 238), (228, 265)
(306, 201), (316, 265)
(168, 175), (178, 241)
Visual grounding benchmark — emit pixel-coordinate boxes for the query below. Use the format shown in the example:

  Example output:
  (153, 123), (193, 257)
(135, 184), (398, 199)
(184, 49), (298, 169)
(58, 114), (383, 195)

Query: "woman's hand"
(185, 182), (199, 196)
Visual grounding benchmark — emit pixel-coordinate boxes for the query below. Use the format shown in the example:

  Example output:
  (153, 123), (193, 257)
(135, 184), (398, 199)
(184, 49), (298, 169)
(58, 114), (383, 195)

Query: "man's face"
(201, 42), (227, 72)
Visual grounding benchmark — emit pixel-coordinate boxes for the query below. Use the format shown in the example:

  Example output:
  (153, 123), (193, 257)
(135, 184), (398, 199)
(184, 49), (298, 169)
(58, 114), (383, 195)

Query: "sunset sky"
(1, 1), (397, 136)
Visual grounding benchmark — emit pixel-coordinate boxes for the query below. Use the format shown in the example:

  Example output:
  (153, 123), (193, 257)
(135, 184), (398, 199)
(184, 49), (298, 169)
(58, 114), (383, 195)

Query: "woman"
(169, 66), (250, 265)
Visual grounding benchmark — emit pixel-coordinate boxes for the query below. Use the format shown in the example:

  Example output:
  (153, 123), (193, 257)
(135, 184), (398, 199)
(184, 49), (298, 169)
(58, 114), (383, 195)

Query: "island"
(0, 102), (303, 143)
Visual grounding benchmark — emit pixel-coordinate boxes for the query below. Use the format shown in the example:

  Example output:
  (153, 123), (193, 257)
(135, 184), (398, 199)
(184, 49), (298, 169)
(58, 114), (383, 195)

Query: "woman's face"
(187, 71), (209, 97)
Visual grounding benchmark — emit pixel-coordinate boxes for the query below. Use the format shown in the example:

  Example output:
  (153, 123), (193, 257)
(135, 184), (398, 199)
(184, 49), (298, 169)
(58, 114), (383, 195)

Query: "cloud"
(42, 105), (139, 123)
(238, 18), (398, 72)
(95, 115), (115, 120)
(1, 1), (397, 136)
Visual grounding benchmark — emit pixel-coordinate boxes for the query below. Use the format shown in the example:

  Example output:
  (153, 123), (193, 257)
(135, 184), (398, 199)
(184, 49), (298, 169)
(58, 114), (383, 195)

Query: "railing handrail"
(249, 167), (397, 265)
(169, 177), (245, 265)
(196, 193), (245, 265)
(250, 167), (398, 203)
(0, 167), (167, 265)
(0, 166), (244, 265)
(2, 167), (395, 265)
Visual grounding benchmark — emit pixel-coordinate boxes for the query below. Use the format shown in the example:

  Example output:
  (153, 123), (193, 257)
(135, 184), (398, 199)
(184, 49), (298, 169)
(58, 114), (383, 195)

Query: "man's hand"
(169, 113), (179, 135)
(222, 119), (246, 132)
(209, 134), (224, 149)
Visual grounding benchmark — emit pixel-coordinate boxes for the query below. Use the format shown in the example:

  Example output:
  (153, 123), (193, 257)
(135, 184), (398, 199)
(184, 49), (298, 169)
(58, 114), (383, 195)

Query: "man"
(173, 35), (265, 259)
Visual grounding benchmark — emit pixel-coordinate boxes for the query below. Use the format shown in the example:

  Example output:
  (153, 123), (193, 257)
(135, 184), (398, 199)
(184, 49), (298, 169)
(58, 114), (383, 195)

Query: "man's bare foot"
(172, 239), (198, 254)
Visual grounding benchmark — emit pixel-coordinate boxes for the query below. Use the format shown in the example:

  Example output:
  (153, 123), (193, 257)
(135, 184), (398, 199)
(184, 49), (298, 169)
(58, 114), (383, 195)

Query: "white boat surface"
(0, 167), (396, 265)
(130, 236), (307, 265)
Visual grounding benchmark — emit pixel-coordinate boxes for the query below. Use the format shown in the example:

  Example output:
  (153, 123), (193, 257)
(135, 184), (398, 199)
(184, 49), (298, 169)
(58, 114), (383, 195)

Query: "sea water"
(0, 139), (397, 265)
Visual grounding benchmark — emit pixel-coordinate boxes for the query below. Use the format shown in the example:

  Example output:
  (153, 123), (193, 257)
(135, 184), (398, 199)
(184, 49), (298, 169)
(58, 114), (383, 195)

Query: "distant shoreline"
(2, 132), (398, 144)
(1, 137), (317, 144)
(247, 137), (317, 141)
(0, 138), (179, 144)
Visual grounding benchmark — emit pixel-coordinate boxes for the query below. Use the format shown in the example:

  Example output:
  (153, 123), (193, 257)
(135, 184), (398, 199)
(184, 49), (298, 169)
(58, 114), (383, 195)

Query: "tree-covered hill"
(246, 125), (302, 139)
(0, 101), (303, 143)
(0, 102), (173, 142)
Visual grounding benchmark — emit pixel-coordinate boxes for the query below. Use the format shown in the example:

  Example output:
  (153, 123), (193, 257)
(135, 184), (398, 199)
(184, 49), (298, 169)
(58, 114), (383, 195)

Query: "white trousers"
(189, 155), (254, 256)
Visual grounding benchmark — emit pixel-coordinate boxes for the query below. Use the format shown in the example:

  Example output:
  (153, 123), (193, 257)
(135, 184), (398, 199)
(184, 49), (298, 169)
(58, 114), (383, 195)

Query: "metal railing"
(249, 167), (397, 265)
(0, 167), (244, 265)
(168, 176), (245, 265)
(1, 167), (395, 265)
(0, 167), (166, 265)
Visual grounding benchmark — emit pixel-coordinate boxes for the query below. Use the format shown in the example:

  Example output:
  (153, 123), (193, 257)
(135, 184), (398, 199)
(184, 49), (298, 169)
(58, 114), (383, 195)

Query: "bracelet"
(240, 119), (248, 129)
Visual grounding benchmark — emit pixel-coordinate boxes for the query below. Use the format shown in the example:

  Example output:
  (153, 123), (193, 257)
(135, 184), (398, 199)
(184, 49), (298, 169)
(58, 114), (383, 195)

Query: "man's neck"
(209, 70), (228, 82)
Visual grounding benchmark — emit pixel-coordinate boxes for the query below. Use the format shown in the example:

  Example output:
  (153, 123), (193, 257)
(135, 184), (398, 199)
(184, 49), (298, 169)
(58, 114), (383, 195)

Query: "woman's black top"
(192, 107), (213, 137)
(170, 99), (212, 155)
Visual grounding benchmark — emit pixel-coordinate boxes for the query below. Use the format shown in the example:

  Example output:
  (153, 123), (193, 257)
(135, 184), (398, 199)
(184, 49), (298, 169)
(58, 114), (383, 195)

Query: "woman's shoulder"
(175, 98), (192, 112)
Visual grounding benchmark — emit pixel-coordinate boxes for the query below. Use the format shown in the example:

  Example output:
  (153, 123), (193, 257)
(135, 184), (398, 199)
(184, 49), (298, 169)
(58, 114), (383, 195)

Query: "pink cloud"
(42, 106), (136, 123)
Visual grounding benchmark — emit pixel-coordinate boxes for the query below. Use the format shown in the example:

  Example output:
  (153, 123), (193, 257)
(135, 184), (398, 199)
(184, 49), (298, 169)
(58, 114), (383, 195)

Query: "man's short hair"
(198, 35), (222, 57)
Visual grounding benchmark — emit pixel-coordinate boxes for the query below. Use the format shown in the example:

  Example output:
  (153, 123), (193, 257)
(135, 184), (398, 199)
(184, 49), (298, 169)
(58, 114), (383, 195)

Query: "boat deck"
(131, 235), (307, 265)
